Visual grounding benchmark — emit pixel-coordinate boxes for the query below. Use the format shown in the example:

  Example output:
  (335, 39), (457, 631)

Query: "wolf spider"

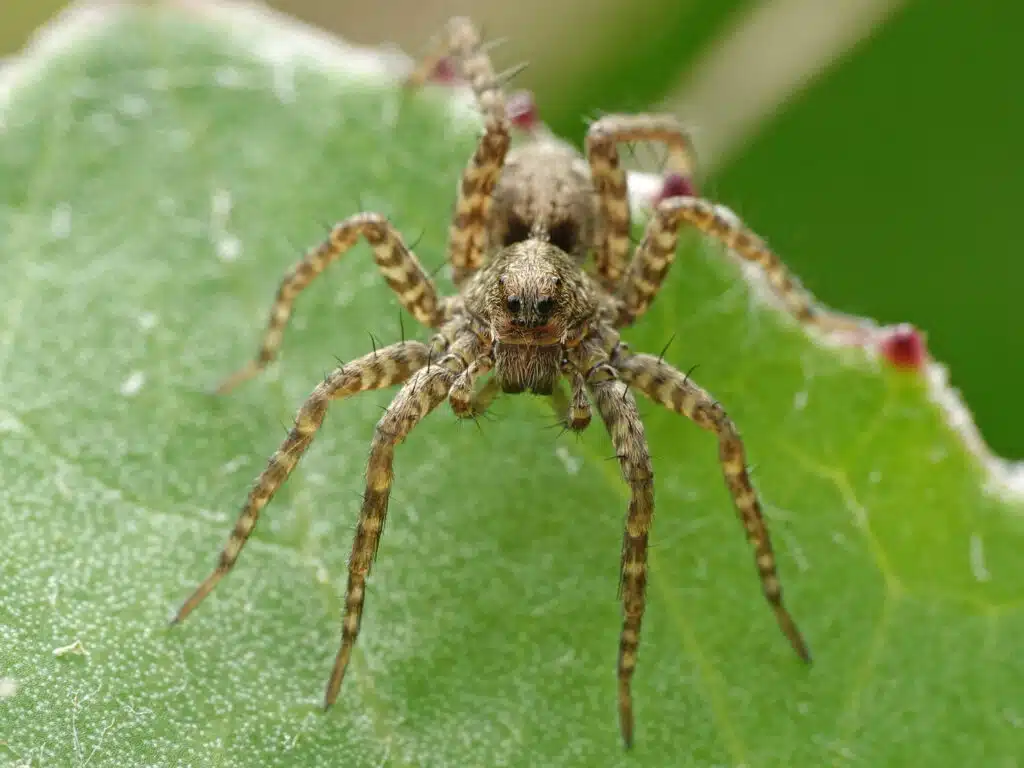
(173, 17), (861, 748)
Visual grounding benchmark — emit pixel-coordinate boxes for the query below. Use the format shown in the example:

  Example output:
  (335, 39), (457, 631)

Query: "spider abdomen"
(494, 343), (561, 395)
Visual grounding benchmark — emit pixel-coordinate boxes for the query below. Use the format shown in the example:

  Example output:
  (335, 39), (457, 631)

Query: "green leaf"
(2, 5), (1022, 766)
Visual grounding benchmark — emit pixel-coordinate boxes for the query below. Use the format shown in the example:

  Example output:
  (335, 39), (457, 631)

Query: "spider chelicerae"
(172, 16), (864, 747)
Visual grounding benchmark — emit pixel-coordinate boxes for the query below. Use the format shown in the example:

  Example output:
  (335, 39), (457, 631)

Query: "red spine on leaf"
(507, 90), (539, 131)
(656, 172), (698, 204)
(429, 57), (458, 84)
(879, 323), (927, 370)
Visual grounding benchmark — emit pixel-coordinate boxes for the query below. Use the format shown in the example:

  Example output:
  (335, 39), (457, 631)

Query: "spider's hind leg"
(405, 17), (512, 286)
(585, 113), (699, 292)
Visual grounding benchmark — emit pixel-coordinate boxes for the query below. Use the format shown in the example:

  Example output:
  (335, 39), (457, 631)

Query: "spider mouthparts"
(500, 324), (561, 345)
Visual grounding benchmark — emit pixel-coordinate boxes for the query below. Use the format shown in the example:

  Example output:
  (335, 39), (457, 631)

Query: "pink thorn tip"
(879, 323), (927, 370)
(429, 57), (459, 84)
(507, 89), (538, 131)
(656, 172), (697, 203)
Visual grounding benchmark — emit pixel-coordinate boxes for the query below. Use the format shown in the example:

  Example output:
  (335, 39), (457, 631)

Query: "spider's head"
(485, 239), (593, 345)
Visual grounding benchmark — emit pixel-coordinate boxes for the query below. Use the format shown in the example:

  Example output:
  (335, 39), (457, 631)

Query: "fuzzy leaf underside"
(0, 5), (1022, 767)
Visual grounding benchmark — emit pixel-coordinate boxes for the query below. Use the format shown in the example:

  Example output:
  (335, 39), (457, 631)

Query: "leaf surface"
(1, 5), (1021, 766)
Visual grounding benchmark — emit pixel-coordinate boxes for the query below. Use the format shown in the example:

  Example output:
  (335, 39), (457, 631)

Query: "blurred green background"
(5, 0), (1020, 458)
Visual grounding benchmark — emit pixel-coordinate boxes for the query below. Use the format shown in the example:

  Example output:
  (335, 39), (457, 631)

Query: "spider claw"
(212, 361), (261, 395)
(619, 703), (635, 750)
(780, 613), (813, 664)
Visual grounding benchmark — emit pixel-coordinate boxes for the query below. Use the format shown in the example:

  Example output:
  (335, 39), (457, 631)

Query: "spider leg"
(216, 213), (447, 393)
(585, 114), (699, 291)
(616, 195), (865, 335)
(613, 348), (811, 664)
(449, 352), (494, 417)
(172, 340), (436, 625)
(324, 329), (485, 707)
(467, 375), (502, 418)
(573, 347), (654, 749)
(550, 367), (592, 431)
(565, 370), (592, 430)
(406, 17), (511, 286)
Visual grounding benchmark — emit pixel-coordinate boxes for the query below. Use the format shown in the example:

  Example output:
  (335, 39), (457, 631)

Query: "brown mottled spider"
(172, 17), (863, 748)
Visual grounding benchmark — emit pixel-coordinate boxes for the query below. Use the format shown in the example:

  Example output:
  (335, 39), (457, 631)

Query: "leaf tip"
(1, 0), (137, 118)
(655, 171), (699, 204)
(163, 0), (413, 83)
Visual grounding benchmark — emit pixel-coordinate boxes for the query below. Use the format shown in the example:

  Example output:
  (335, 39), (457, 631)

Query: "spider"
(172, 17), (864, 748)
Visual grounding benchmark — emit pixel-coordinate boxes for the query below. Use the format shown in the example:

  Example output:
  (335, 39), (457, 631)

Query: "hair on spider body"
(459, 236), (599, 395)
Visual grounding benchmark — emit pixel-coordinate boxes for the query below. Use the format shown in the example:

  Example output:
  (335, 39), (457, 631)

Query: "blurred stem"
(659, 0), (910, 171)
(537, 0), (755, 144)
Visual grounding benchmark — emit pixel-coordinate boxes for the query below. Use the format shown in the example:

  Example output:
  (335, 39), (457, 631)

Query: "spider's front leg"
(324, 329), (484, 706)
(585, 114), (699, 291)
(406, 17), (512, 286)
(615, 188), (865, 335)
(172, 339), (437, 625)
(216, 213), (447, 393)
(612, 347), (811, 663)
(570, 342), (654, 749)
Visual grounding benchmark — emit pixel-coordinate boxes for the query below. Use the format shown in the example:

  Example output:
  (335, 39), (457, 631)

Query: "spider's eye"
(506, 296), (522, 314)
(536, 297), (555, 317)
(503, 215), (530, 246)
(548, 220), (578, 253)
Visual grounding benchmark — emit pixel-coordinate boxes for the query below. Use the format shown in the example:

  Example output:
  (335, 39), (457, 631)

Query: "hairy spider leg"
(549, 365), (593, 432)
(616, 194), (866, 335)
(614, 348), (811, 665)
(565, 369), (592, 431)
(215, 213), (445, 394)
(448, 352), (494, 417)
(585, 113), (699, 291)
(568, 336), (655, 750)
(324, 330), (484, 706)
(406, 16), (512, 286)
(172, 341), (435, 625)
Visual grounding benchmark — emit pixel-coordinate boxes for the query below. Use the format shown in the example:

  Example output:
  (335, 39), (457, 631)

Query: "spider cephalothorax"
(463, 238), (599, 394)
(172, 16), (866, 748)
